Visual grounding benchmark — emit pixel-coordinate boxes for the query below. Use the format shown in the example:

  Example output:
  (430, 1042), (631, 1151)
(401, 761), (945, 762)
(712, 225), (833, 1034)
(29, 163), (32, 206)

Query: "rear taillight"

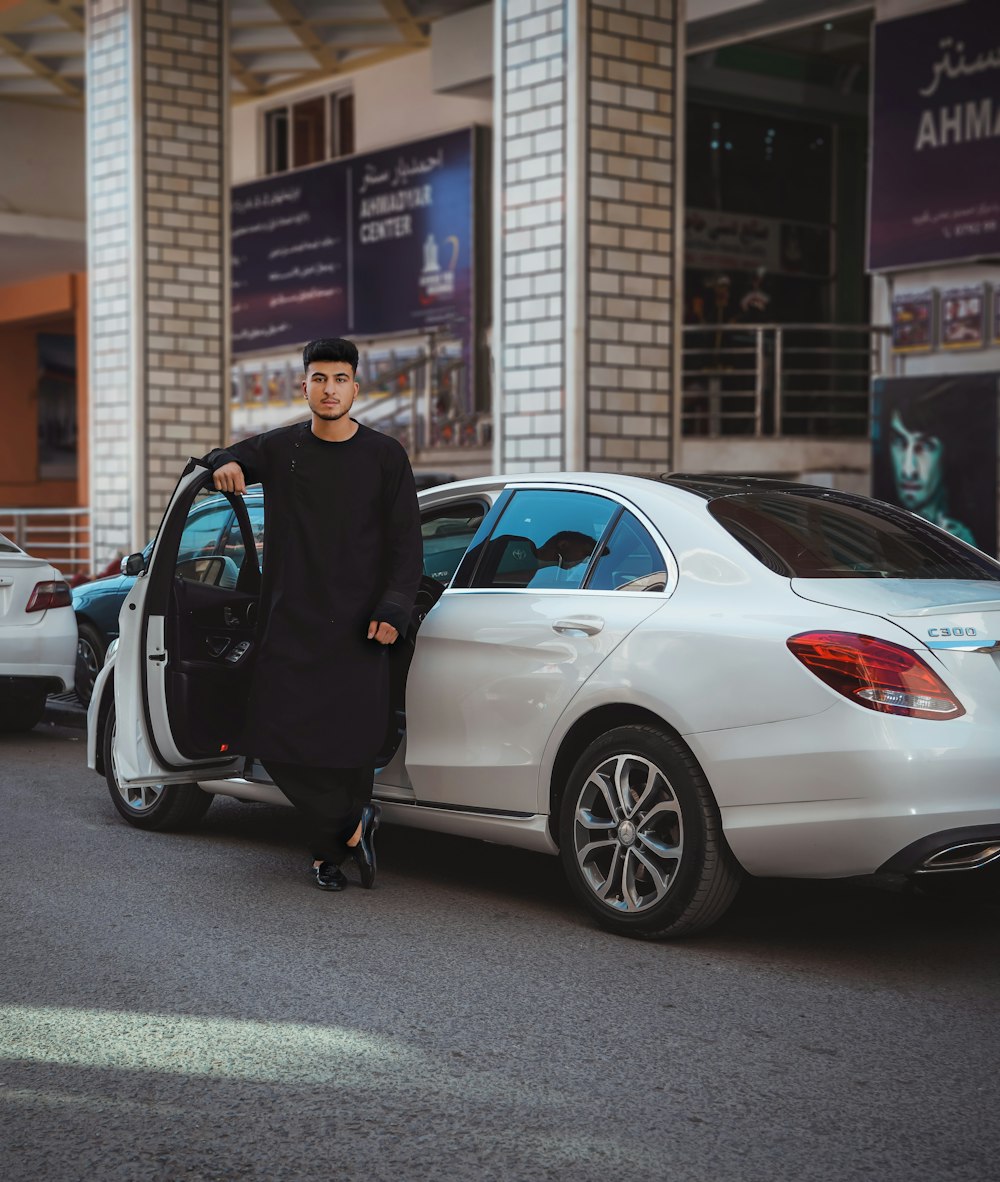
(787, 630), (965, 720)
(25, 581), (72, 613)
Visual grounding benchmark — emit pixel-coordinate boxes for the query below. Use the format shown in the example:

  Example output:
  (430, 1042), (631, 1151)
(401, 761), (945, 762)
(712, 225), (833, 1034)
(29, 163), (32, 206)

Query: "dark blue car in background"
(72, 491), (265, 704)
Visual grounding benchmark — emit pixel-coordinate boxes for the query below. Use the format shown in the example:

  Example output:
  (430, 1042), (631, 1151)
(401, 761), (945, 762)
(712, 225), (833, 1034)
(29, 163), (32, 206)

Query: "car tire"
(0, 690), (47, 733)
(102, 702), (213, 831)
(558, 724), (743, 939)
(75, 622), (106, 707)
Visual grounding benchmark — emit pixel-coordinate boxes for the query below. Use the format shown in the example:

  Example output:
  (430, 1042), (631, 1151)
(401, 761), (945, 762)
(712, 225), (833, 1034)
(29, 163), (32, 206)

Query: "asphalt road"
(2, 722), (999, 1182)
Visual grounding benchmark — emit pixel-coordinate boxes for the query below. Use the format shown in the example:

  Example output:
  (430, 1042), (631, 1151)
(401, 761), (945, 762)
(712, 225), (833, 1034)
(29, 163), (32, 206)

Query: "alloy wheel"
(572, 752), (684, 913)
(109, 720), (167, 814)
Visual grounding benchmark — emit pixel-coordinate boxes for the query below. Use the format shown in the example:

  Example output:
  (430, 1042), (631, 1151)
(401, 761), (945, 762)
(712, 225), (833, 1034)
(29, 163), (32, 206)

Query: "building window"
(263, 89), (354, 175)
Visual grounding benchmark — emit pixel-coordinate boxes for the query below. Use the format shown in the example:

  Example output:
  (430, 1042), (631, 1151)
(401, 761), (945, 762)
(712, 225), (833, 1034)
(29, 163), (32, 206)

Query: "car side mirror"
(122, 552), (147, 577)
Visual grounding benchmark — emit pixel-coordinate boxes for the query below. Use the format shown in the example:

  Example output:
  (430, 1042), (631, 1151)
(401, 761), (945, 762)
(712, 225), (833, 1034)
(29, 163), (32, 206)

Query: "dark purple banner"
(868, 0), (1000, 271)
(231, 128), (475, 357)
(231, 173), (348, 354)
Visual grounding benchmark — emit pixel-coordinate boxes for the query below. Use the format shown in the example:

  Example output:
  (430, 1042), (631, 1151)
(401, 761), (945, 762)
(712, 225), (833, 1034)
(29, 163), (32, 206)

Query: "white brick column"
(87, 0), (227, 564)
(494, 0), (681, 474)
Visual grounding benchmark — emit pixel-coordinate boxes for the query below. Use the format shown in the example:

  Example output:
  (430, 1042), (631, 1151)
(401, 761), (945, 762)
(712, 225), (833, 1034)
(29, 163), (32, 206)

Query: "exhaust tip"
(915, 841), (1000, 874)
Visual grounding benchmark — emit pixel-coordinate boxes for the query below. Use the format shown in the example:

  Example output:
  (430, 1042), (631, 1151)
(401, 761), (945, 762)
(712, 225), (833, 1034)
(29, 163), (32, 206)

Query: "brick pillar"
(494, 0), (681, 474)
(87, 0), (227, 565)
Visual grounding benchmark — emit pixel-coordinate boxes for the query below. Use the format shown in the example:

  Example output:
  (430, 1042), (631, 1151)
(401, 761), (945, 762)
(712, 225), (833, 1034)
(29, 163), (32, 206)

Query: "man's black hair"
(302, 337), (359, 375)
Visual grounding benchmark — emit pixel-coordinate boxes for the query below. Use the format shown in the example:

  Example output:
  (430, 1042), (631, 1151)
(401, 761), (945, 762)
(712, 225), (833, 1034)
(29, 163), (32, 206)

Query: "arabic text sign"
(231, 179), (348, 355)
(868, 0), (1000, 270)
(352, 129), (474, 337)
(231, 129), (475, 357)
(684, 208), (830, 278)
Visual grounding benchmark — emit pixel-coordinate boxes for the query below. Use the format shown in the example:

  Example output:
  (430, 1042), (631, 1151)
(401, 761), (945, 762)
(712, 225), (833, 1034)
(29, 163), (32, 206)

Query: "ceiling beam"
(266, 0), (340, 74)
(0, 89), (78, 108)
(230, 52), (265, 96)
(44, 0), (83, 34)
(0, 30), (80, 97)
(234, 17), (395, 30)
(231, 41), (420, 104)
(380, 0), (426, 46)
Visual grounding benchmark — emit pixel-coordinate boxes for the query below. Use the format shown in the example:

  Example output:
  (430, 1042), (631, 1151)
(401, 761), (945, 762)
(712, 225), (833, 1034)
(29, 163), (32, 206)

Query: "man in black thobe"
(205, 337), (422, 892)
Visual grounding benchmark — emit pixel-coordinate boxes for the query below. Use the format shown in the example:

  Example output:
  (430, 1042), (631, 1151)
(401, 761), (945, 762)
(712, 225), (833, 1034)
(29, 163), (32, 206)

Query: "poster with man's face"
(871, 376), (999, 555)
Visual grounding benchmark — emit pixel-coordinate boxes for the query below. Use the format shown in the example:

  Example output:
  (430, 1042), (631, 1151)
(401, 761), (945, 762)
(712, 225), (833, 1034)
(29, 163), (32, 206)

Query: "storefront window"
(687, 104), (832, 223)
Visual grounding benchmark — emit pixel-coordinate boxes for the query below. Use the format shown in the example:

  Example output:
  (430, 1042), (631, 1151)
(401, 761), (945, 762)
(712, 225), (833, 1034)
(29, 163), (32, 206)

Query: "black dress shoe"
(310, 861), (347, 891)
(351, 803), (382, 889)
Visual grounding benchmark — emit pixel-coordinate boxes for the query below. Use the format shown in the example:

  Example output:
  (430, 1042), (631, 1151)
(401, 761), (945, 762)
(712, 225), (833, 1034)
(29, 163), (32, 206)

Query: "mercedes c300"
(87, 465), (1000, 938)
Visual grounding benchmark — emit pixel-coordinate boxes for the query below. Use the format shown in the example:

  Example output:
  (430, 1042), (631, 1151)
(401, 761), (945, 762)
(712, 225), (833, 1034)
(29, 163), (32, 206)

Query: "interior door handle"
(552, 617), (604, 637)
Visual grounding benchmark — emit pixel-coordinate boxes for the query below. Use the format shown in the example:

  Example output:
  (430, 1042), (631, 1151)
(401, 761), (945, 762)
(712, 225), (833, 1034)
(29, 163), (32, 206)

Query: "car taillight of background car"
(25, 581), (73, 613)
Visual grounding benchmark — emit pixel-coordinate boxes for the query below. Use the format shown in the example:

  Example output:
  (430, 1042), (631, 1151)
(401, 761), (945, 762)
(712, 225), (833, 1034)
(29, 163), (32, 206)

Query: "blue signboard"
(231, 174), (348, 353)
(868, 0), (1000, 271)
(231, 128), (475, 356)
(351, 129), (474, 339)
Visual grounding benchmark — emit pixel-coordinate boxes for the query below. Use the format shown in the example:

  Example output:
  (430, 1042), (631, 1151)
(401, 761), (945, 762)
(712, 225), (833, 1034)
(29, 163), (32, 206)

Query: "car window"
(710, 492), (1000, 579)
(0, 532), (21, 553)
(175, 497), (239, 587)
(220, 501), (266, 567)
(586, 511), (667, 592)
(421, 500), (486, 583)
(473, 489), (618, 590)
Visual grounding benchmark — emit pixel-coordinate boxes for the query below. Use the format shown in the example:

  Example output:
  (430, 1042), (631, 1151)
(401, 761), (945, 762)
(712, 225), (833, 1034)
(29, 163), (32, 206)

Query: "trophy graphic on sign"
(419, 234), (459, 303)
(422, 234), (441, 275)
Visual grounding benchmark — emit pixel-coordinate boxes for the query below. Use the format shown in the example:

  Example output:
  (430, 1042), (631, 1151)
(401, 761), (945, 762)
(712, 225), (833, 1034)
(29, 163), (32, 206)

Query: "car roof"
(417, 470), (844, 507)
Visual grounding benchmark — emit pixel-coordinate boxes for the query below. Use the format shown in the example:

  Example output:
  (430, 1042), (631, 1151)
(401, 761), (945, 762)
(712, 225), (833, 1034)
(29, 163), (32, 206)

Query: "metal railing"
(681, 323), (894, 439)
(0, 507), (91, 579)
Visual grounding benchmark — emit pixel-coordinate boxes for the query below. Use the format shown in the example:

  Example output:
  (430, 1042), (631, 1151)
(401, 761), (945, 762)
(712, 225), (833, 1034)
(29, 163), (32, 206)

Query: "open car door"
(113, 460), (262, 786)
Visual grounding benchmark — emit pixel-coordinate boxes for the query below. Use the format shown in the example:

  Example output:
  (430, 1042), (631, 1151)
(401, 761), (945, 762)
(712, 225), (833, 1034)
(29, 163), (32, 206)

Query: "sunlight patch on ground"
(0, 1004), (419, 1085)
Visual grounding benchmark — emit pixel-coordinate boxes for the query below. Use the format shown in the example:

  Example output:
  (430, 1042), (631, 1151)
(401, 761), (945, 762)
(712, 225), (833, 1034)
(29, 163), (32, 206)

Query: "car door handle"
(552, 617), (604, 637)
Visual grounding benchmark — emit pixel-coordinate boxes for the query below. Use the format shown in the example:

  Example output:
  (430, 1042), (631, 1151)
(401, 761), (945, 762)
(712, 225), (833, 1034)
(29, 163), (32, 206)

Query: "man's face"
(890, 410), (944, 513)
(302, 360), (358, 421)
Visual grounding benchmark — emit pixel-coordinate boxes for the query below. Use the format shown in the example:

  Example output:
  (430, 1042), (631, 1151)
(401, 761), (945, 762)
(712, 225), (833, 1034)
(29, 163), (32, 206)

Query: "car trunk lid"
(790, 579), (1000, 685)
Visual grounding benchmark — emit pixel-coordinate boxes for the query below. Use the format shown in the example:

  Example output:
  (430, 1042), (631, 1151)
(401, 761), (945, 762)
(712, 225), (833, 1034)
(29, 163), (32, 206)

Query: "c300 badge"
(927, 626), (977, 637)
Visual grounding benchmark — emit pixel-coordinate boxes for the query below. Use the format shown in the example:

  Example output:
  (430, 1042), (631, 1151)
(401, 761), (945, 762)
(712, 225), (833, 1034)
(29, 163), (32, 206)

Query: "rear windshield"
(709, 493), (1000, 580)
(0, 532), (21, 554)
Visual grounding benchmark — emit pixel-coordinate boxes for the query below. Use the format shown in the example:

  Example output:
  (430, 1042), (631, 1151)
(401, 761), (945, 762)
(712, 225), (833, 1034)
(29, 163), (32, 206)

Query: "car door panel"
(115, 464), (256, 785)
(164, 577), (258, 759)
(403, 589), (665, 815)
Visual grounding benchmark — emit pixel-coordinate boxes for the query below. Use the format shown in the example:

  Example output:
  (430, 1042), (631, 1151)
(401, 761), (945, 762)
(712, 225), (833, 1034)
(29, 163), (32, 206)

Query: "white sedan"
(87, 467), (1000, 938)
(0, 531), (76, 731)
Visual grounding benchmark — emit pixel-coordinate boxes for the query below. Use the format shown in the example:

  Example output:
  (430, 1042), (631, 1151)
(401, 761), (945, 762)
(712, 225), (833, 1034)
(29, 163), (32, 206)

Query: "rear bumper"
(690, 704), (1000, 878)
(0, 672), (71, 697)
(0, 611), (77, 693)
(719, 800), (1000, 879)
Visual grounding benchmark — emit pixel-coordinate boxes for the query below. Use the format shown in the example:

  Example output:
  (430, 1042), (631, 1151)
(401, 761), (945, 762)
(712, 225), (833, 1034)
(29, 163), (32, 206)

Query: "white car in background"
(0, 531), (76, 732)
(88, 466), (1000, 939)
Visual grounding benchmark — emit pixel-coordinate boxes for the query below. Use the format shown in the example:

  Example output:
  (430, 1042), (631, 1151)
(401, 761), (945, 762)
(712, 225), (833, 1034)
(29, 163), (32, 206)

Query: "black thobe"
(204, 420), (422, 768)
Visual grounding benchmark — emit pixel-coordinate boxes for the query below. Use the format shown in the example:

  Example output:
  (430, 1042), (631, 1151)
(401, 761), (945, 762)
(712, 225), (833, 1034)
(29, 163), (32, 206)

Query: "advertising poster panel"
(868, 0), (1000, 270)
(872, 375), (999, 554)
(231, 129), (476, 383)
(351, 129), (474, 339)
(940, 286), (986, 350)
(890, 290), (935, 353)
